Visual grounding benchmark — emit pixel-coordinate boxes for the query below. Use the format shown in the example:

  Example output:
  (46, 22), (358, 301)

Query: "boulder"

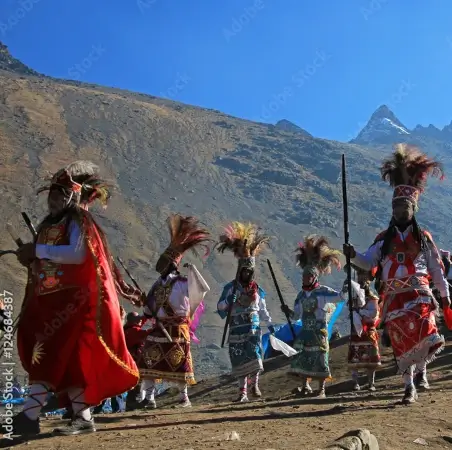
(318, 429), (379, 450)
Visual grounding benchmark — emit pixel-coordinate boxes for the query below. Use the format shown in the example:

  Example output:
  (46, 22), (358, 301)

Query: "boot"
(174, 397), (191, 408)
(296, 378), (313, 396)
(367, 370), (376, 392)
(414, 371), (430, 391)
(317, 380), (326, 399)
(402, 384), (418, 405)
(233, 391), (249, 403)
(53, 416), (96, 435)
(11, 411), (40, 437)
(251, 384), (262, 397)
(143, 399), (157, 409)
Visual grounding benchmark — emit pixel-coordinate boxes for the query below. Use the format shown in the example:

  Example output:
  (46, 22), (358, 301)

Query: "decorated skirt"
(138, 318), (195, 385)
(384, 291), (444, 374)
(289, 319), (330, 379)
(348, 324), (381, 369)
(228, 306), (264, 378)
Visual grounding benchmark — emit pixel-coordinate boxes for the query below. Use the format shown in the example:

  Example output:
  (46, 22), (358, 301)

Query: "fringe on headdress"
(162, 214), (212, 264)
(37, 160), (113, 208)
(381, 144), (444, 206)
(295, 235), (342, 275)
(216, 222), (270, 258)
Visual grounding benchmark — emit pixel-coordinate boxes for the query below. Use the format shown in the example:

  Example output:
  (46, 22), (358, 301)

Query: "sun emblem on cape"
(32, 341), (45, 365)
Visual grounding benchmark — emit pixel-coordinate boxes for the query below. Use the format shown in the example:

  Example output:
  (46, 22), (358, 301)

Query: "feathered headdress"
(216, 222), (270, 269)
(157, 214), (211, 272)
(381, 144), (444, 208)
(295, 235), (342, 276)
(37, 160), (113, 208)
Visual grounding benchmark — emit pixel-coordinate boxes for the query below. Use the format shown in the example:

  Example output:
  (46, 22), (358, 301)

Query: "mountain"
(352, 104), (452, 162)
(1, 42), (452, 377)
(274, 119), (312, 137)
(351, 105), (410, 145)
(0, 42), (41, 77)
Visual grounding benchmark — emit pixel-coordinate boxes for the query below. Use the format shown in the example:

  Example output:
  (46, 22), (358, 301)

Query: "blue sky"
(1, 0), (452, 141)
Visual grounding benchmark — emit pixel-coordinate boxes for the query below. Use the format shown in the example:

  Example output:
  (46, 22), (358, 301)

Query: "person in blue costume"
(217, 222), (274, 403)
(281, 235), (354, 398)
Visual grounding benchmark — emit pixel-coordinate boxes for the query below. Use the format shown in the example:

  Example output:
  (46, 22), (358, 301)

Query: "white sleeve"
(258, 296), (272, 323)
(351, 240), (383, 271)
(426, 241), (450, 299)
(35, 221), (87, 264)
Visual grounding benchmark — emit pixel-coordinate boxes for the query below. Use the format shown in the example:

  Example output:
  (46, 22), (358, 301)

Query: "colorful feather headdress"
(381, 144), (444, 208)
(216, 222), (270, 269)
(160, 214), (212, 267)
(295, 235), (342, 275)
(37, 160), (113, 208)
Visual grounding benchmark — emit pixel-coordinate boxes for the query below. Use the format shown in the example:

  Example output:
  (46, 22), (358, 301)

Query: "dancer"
(139, 214), (210, 408)
(343, 144), (450, 403)
(346, 264), (381, 391)
(217, 222), (274, 402)
(282, 235), (353, 398)
(12, 161), (140, 437)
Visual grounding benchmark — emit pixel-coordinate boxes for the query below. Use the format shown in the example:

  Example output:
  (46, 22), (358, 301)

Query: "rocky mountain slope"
(1, 43), (451, 377)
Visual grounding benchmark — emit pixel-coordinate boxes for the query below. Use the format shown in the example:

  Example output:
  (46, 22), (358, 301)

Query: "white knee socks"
(23, 383), (49, 421)
(179, 384), (188, 401)
(403, 365), (414, 387)
(68, 387), (92, 421)
(238, 376), (247, 395)
(415, 361), (427, 374)
(249, 372), (259, 387)
(140, 379), (156, 401)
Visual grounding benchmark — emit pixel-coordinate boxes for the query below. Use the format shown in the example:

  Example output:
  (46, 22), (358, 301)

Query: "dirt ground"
(3, 336), (452, 450)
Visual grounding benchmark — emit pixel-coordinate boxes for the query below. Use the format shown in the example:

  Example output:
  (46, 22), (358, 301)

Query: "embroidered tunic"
(217, 282), (272, 378)
(348, 289), (381, 369)
(289, 286), (345, 379)
(351, 225), (448, 373)
(140, 268), (208, 384)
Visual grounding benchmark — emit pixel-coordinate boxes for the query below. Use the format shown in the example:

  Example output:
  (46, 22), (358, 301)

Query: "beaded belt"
(383, 275), (430, 294)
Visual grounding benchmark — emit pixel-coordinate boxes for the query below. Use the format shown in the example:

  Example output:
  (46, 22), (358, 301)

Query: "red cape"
(17, 215), (139, 406)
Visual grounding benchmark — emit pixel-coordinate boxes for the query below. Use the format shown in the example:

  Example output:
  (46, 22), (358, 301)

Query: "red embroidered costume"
(11, 161), (140, 437)
(347, 145), (450, 403)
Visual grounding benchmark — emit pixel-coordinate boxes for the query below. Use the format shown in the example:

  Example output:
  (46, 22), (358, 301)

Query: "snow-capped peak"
(350, 105), (410, 144)
(381, 117), (409, 135)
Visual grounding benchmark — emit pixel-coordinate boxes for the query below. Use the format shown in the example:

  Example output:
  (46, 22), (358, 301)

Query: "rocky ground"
(3, 330), (452, 450)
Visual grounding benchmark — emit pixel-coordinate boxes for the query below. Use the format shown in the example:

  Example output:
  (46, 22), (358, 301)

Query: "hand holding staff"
(266, 259), (296, 340)
(341, 154), (354, 332)
(221, 239), (247, 348)
(116, 256), (173, 343)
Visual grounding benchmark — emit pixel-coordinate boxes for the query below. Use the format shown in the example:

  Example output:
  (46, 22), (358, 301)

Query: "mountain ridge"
(1, 42), (452, 378)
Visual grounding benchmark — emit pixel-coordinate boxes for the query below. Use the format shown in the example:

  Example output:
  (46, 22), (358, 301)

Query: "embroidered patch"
(397, 252), (405, 263)
(31, 342), (45, 365)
